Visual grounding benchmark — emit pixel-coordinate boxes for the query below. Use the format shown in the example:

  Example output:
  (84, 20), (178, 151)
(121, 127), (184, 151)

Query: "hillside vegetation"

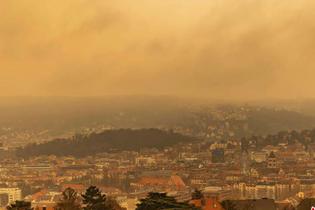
(16, 128), (196, 158)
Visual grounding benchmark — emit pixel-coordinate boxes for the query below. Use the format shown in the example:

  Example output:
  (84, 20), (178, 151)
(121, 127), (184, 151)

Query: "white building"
(0, 188), (22, 205)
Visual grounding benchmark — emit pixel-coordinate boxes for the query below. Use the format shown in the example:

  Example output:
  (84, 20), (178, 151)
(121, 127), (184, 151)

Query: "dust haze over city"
(2, 1), (315, 210)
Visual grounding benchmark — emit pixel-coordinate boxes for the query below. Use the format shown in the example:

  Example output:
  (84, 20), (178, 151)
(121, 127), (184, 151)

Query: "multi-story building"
(0, 188), (22, 205)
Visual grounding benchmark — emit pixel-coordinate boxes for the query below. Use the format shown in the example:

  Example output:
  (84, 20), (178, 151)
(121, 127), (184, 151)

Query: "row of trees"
(7, 187), (315, 210)
(7, 186), (124, 210)
(6, 187), (200, 210)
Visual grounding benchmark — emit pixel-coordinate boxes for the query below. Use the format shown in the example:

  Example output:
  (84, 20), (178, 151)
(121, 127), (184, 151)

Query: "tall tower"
(241, 138), (250, 175)
(241, 150), (250, 175)
(267, 152), (277, 169)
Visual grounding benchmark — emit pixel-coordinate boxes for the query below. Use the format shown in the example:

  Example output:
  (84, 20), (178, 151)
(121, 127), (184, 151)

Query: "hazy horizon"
(1, 0), (315, 100)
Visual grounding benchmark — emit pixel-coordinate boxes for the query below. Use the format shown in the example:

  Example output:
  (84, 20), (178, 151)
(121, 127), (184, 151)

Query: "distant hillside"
(16, 128), (196, 158)
(183, 106), (315, 138)
(242, 128), (315, 150)
(246, 108), (315, 136)
(2, 96), (315, 140)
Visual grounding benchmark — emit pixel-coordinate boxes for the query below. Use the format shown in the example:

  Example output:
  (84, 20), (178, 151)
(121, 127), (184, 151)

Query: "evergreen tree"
(55, 187), (82, 210)
(7, 201), (33, 210)
(136, 192), (198, 210)
(82, 186), (110, 210)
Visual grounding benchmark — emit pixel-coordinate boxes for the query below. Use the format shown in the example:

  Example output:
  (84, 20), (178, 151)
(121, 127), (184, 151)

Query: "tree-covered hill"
(16, 128), (196, 158)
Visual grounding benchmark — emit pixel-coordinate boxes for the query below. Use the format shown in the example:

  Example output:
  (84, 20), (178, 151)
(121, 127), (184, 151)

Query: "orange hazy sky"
(1, 0), (315, 100)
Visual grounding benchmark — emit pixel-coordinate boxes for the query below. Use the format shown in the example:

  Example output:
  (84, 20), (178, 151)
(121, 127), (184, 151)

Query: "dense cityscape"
(2, 0), (315, 209)
(0, 104), (315, 209)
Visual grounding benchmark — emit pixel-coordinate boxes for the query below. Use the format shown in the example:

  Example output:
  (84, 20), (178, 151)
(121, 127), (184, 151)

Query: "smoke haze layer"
(1, 0), (315, 100)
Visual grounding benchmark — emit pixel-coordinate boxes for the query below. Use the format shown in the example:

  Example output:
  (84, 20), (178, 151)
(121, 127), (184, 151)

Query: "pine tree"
(82, 186), (110, 210)
(136, 192), (198, 210)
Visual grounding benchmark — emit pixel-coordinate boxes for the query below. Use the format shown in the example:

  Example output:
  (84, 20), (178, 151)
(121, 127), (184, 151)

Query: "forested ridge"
(16, 128), (196, 158)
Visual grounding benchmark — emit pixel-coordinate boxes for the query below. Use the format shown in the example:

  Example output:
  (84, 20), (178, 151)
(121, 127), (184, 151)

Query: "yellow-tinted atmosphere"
(1, 0), (314, 99)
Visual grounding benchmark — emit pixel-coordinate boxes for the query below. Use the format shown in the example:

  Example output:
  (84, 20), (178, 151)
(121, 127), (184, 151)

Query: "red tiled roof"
(31, 190), (48, 200)
(138, 177), (169, 186)
(169, 175), (186, 188)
